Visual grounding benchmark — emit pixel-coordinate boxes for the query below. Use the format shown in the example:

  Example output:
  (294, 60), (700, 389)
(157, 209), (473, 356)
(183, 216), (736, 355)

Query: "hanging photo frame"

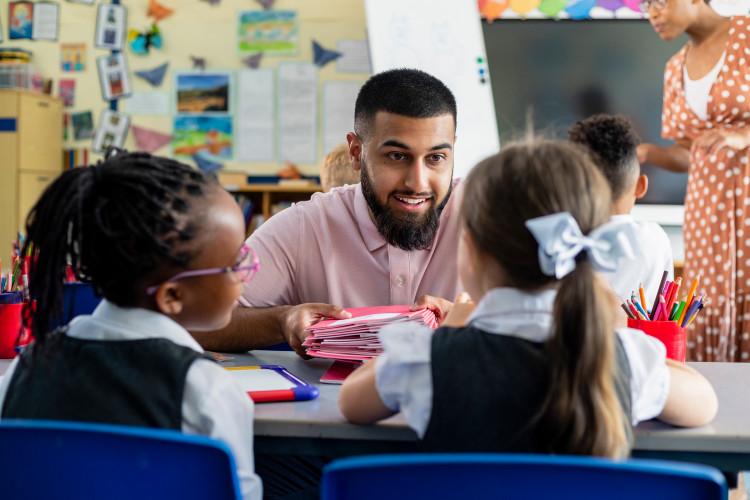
(93, 109), (130, 153)
(96, 52), (132, 100)
(95, 3), (126, 50)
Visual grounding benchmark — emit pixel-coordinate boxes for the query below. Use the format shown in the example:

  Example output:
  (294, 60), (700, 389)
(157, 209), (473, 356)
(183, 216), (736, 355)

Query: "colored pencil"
(650, 271), (669, 319)
(687, 303), (704, 327)
(639, 283), (648, 313)
(621, 303), (636, 319)
(681, 297), (703, 328)
(681, 275), (701, 323)
(627, 300), (641, 320)
(633, 300), (649, 320)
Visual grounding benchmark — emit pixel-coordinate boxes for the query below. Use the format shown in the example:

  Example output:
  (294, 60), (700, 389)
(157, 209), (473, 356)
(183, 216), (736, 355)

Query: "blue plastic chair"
(0, 419), (242, 500)
(321, 454), (727, 500)
(61, 282), (101, 322)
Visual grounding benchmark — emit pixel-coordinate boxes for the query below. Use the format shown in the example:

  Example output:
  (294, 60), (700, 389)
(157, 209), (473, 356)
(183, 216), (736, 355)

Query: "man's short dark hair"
(568, 114), (641, 200)
(354, 69), (457, 137)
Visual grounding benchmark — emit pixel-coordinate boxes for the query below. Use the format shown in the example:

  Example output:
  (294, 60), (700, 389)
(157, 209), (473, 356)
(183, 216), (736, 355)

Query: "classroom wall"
(0, 0), (368, 176)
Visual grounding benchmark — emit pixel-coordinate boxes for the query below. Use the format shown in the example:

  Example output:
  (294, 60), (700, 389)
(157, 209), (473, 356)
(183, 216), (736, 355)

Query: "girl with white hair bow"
(339, 139), (717, 458)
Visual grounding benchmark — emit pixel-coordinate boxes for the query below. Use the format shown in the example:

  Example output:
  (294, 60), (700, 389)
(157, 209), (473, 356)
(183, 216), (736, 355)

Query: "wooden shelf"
(223, 183), (323, 234)
(225, 183), (322, 194)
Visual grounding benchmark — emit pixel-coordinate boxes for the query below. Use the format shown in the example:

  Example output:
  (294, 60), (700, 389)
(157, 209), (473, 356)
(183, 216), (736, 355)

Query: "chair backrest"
(322, 453), (727, 500)
(0, 419), (241, 500)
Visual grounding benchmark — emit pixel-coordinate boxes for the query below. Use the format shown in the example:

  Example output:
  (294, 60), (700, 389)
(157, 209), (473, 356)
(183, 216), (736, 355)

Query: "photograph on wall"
(95, 3), (126, 50)
(61, 43), (86, 72)
(71, 111), (94, 141)
(172, 115), (233, 159)
(58, 79), (75, 107)
(175, 73), (231, 114)
(93, 109), (130, 153)
(8, 2), (33, 40)
(96, 52), (131, 100)
(238, 10), (298, 54)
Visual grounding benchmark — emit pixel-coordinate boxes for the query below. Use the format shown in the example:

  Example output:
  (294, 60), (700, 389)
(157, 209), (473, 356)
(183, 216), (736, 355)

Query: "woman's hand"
(636, 142), (691, 173)
(693, 128), (750, 156)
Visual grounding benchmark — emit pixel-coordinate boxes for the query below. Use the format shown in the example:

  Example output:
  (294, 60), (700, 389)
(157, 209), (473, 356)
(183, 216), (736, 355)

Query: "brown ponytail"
(462, 138), (628, 458)
(542, 258), (627, 457)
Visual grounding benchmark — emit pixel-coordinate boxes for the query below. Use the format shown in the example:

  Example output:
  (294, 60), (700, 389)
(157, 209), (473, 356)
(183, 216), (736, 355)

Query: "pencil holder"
(0, 301), (31, 359)
(627, 319), (686, 362)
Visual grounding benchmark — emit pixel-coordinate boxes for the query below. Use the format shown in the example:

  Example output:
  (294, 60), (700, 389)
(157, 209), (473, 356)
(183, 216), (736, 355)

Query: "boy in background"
(321, 143), (359, 192)
(569, 114), (673, 301)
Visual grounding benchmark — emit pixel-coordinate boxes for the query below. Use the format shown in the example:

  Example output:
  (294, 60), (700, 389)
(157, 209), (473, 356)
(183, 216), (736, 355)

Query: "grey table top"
(2, 352), (750, 454)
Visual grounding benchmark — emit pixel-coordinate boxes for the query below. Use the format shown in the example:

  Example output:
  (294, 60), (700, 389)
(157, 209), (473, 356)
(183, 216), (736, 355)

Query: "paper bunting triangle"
(312, 40), (342, 68)
(135, 62), (169, 87)
(200, 0), (221, 5)
(147, 0), (173, 21)
(255, 0), (275, 9)
(193, 151), (224, 174)
(242, 53), (263, 69)
(132, 125), (172, 153)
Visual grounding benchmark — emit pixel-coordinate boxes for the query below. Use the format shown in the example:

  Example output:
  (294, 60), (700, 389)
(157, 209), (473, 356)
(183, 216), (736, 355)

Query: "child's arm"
(339, 359), (396, 424)
(658, 359), (718, 427)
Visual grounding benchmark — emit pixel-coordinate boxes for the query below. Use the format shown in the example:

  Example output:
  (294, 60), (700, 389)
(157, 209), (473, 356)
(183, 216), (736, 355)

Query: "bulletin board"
(0, 0), (370, 176)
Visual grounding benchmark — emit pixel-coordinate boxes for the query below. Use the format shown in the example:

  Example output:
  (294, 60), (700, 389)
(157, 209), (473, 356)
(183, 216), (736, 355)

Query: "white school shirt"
(375, 287), (671, 438)
(683, 51), (725, 121)
(0, 300), (262, 500)
(602, 214), (674, 303)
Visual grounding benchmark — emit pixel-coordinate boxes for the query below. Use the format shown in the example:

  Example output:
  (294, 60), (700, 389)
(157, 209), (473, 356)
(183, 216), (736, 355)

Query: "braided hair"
(21, 150), (215, 350)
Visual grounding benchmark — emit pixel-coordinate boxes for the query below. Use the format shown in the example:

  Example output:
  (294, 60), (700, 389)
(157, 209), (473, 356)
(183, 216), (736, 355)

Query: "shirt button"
(395, 275), (406, 287)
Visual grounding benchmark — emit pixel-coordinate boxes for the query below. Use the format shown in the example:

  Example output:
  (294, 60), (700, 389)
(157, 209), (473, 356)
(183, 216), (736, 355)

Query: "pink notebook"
(319, 360), (360, 384)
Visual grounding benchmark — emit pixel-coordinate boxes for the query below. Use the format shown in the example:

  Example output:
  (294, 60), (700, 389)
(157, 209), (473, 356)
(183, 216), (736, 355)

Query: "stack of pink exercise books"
(303, 305), (439, 362)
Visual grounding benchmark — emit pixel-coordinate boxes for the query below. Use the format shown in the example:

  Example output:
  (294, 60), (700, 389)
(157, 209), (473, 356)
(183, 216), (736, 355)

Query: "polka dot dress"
(662, 16), (750, 362)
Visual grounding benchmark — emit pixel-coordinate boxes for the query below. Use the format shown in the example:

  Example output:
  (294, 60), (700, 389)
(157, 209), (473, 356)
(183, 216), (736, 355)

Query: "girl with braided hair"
(0, 150), (261, 499)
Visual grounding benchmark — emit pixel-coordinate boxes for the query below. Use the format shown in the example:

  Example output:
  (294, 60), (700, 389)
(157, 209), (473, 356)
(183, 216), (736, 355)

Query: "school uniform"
(0, 300), (261, 500)
(602, 214), (674, 302)
(375, 287), (670, 451)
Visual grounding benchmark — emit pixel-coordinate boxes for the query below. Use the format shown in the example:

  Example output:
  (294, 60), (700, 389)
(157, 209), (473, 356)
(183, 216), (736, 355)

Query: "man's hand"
(280, 303), (351, 358)
(411, 294), (454, 323)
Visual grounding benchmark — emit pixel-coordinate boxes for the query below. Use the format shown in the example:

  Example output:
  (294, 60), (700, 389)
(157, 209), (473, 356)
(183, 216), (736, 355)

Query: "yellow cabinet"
(18, 171), (55, 231)
(0, 90), (62, 247)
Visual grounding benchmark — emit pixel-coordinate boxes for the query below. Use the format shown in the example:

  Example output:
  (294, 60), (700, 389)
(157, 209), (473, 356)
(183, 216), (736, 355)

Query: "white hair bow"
(525, 212), (641, 279)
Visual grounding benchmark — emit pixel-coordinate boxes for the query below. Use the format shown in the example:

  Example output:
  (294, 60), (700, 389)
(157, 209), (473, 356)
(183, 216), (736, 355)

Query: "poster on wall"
(95, 3), (126, 50)
(236, 69), (275, 162)
(61, 43), (86, 72)
(8, 2), (33, 40)
(58, 79), (75, 107)
(238, 10), (298, 54)
(31, 1), (59, 40)
(93, 110), (130, 153)
(175, 73), (231, 114)
(172, 115), (233, 159)
(96, 53), (131, 100)
(71, 111), (94, 141)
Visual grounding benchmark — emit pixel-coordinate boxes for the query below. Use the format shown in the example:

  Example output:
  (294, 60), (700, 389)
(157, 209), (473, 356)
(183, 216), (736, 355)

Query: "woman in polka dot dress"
(638, 1), (750, 362)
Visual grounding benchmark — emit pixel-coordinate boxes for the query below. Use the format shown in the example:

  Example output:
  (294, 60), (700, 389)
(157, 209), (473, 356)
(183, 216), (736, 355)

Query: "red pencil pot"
(0, 303), (31, 359)
(627, 319), (686, 362)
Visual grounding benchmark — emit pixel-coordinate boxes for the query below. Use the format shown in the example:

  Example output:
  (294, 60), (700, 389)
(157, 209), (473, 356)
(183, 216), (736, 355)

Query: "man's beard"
(360, 158), (452, 251)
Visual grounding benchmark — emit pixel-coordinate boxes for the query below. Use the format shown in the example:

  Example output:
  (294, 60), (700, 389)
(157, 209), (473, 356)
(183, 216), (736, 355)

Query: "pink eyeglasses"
(146, 244), (260, 295)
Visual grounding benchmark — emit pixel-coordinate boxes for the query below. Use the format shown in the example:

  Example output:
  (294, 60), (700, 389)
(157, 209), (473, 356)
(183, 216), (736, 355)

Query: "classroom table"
(221, 351), (750, 476)
(2, 352), (749, 476)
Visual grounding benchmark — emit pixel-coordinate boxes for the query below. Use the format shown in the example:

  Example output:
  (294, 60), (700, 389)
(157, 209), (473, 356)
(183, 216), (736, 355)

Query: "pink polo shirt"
(241, 183), (461, 308)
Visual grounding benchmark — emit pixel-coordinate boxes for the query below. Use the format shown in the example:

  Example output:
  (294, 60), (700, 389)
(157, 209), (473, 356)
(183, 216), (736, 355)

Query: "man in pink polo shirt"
(194, 69), (461, 358)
